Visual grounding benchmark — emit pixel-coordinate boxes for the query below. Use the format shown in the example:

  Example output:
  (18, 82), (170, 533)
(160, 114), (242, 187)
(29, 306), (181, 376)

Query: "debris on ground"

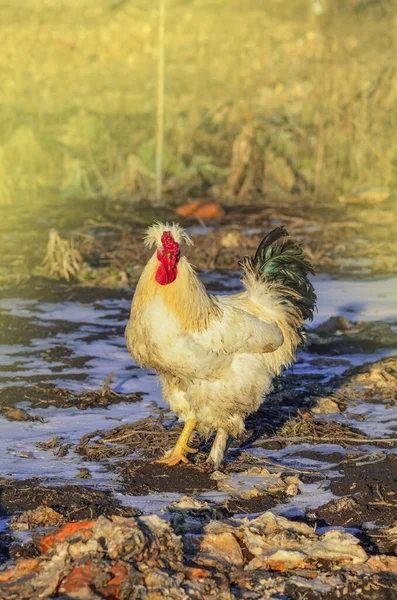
(214, 467), (301, 501)
(8, 506), (64, 531)
(0, 479), (141, 525)
(42, 229), (83, 282)
(175, 199), (225, 219)
(0, 407), (45, 423)
(337, 357), (397, 406)
(76, 414), (185, 461)
(369, 521), (397, 555)
(0, 385), (145, 413)
(1, 509), (396, 599)
(252, 414), (366, 448)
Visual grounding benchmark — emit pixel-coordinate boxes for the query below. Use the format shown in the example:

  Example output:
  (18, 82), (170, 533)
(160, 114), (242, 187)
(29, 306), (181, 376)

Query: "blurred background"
(1, 0), (396, 287)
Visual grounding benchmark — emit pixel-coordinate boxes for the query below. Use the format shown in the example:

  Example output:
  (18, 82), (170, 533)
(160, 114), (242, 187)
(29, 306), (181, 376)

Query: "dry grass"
(42, 229), (83, 281)
(75, 414), (185, 460)
(0, 0), (397, 210)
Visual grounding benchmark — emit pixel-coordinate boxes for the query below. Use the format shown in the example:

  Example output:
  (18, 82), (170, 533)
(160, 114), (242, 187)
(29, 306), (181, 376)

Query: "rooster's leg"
(155, 419), (198, 466)
(205, 428), (232, 470)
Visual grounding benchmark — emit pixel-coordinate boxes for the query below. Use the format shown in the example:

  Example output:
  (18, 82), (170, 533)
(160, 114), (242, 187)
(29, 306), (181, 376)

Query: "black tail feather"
(250, 227), (317, 321)
(253, 226), (289, 264)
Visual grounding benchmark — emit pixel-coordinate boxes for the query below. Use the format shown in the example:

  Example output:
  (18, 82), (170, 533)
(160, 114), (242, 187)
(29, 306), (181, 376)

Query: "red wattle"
(156, 263), (178, 285)
(155, 251), (178, 285)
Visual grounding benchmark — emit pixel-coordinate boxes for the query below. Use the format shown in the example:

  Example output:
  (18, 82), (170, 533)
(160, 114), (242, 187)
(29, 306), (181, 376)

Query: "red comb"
(161, 231), (180, 253)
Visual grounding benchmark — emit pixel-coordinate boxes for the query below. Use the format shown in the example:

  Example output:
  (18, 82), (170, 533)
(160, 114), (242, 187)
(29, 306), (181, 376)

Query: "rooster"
(125, 222), (316, 469)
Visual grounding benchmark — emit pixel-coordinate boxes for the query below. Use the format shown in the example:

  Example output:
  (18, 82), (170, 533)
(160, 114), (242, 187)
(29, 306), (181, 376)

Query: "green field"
(1, 0), (396, 209)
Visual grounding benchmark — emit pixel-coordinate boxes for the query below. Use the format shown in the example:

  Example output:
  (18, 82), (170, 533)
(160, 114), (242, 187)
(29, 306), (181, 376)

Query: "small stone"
(74, 468), (92, 479)
(308, 530), (367, 565)
(311, 397), (341, 415)
(9, 506), (64, 531)
(200, 529), (244, 567)
(365, 555), (397, 573)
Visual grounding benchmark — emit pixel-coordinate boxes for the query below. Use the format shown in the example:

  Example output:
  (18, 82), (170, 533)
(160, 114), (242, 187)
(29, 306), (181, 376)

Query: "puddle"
(250, 443), (353, 472)
(0, 401), (155, 485)
(273, 480), (340, 519)
(332, 404), (397, 438)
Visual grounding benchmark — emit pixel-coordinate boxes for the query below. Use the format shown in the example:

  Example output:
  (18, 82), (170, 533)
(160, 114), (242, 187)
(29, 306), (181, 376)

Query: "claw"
(155, 452), (190, 466)
(154, 418), (198, 467)
(184, 445), (198, 454)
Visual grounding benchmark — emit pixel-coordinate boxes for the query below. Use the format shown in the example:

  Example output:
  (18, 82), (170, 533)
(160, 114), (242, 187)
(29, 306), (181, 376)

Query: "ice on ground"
(0, 274), (396, 511)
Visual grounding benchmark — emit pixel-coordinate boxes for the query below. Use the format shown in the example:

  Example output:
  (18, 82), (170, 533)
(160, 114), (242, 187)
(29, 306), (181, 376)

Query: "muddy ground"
(0, 207), (397, 597)
(1, 194), (397, 288)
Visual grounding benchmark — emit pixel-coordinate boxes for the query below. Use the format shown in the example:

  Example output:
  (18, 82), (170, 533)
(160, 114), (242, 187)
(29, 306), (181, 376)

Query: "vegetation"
(0, 0), (396, 286)
(0, 0), (396, 210)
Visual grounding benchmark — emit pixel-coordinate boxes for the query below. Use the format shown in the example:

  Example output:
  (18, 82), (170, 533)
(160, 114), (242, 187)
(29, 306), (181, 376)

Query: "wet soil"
(313, 453), (397, 528)
(0, 311), (80, 347)
(75, 415), (185, 461)
(117, 461), (218, 496)
(0, 277), (131, 303)
(223, 492), (287, 516)
(2, 192), (397, 290)
(0, 479), (141, 522)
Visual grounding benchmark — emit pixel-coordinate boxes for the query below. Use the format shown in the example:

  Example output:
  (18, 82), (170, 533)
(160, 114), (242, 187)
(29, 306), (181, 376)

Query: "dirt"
(0, 310), (79, 347)
(285, 575), (397, 600)
(313, 453), (397, 528)
(0, 479), (141, 523)
(2, 192), (397, 290)
(117, 461), (218, 496)
(223, 492), (287, 516)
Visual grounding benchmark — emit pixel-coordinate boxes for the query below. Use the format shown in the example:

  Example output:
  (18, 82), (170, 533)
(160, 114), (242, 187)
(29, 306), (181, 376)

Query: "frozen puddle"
(0, 273), (396, 514)
(273, 480), (339, 519)
(0, 401), (154, 484)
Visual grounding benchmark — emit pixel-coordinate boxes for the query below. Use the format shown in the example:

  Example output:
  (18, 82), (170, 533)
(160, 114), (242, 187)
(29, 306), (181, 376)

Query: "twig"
(253, 458), (326, 476)
(101, 370), (114, 397)
(102, 430), (178, 443)
(252, 436), (397, 446)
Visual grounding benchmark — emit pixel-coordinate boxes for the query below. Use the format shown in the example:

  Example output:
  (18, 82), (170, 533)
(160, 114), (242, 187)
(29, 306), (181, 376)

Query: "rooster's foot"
(155, 446), (197, 467)
(155, 418), (198, 467)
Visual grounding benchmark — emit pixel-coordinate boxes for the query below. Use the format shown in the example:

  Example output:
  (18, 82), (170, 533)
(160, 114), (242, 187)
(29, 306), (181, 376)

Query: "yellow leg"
(155, 419), (198, 466)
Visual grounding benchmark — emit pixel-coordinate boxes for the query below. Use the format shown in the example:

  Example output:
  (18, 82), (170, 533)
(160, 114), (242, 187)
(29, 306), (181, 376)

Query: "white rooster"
(126, 222), (316, 469)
